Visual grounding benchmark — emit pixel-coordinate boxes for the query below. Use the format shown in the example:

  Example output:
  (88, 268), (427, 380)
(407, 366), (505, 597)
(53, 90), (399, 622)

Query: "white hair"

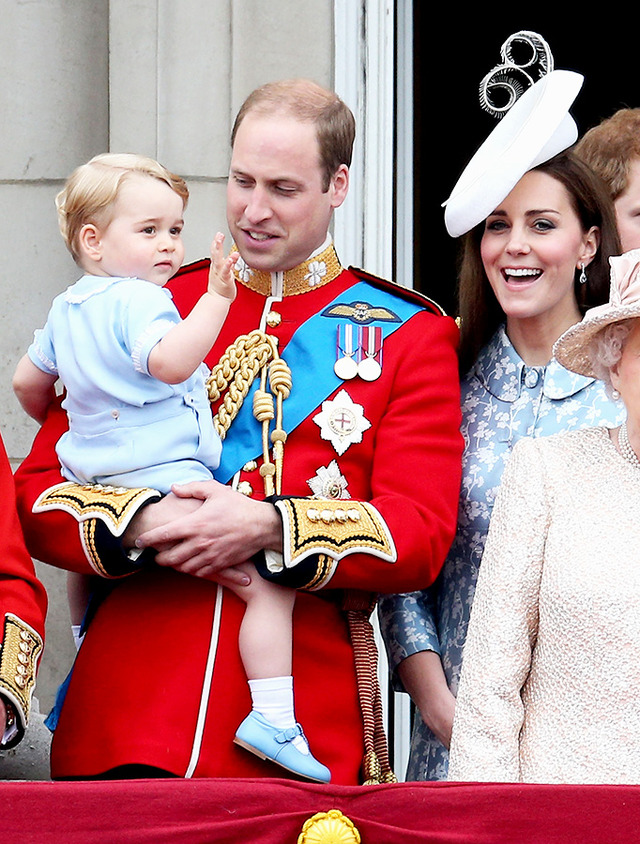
(587, 319), (635, 394)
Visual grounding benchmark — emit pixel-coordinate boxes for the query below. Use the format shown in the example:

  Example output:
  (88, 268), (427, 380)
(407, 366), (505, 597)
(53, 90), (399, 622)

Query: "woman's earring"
(579, 263), (587, 285)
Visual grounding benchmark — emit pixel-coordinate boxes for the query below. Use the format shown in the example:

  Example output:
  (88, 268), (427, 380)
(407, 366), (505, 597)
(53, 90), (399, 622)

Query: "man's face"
(227, 112), (348, 272)
(615, 158), (640, 253)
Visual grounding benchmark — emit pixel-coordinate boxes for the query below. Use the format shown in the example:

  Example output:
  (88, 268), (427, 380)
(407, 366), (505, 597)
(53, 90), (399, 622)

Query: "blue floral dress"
(378, 325), (626, 781)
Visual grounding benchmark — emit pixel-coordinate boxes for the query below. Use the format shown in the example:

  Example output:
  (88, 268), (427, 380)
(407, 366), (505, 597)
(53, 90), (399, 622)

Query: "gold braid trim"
(0, 614), (43, 729)
(274, 499), (397, 570)
(33, 482), (160, 537)
(206, 330), (291, 496)
(234, 241), (343, 297)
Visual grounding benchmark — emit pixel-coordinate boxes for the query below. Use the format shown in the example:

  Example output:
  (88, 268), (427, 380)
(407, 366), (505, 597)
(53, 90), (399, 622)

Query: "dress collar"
(472, 324), (595, 402)
(232, 237), (343, 298)
(63, 274), (173, 304)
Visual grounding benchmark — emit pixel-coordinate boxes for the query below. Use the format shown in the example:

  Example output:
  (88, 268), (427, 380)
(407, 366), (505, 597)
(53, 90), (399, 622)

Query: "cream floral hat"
(554, 249), (640, 377)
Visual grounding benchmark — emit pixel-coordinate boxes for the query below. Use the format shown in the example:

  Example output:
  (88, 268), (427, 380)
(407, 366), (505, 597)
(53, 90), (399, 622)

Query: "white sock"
(248, 675), (309, 754)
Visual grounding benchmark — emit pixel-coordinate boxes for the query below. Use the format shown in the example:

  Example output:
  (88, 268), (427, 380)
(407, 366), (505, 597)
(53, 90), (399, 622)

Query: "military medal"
(307, 460), (351, 499)
(334, 323), (358, 380)
(357, 326), (383, 381)
(313, 389), (372, 456)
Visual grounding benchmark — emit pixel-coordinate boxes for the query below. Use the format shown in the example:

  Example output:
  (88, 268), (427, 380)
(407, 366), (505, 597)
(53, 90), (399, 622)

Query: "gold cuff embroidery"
(302, 554), (337, 591)
(0, 614), (43, 729)
(275, 499), (397, 571)
(33, 481), (160, 537)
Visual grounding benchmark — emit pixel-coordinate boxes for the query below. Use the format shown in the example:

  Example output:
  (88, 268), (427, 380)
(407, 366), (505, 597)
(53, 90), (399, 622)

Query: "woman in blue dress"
(379, 146), (626, 780)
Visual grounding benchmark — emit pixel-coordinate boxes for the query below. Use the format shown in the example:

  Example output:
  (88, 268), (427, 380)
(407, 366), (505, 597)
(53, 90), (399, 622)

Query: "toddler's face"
(92, 174), (185, 285)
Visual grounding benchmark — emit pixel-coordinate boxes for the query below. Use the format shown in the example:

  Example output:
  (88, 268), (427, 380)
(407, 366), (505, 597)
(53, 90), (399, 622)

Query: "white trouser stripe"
(185, 584), (224, 777)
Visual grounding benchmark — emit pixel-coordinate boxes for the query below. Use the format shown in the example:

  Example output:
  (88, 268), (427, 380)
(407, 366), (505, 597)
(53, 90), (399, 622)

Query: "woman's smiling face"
(480, 169), (599, 329)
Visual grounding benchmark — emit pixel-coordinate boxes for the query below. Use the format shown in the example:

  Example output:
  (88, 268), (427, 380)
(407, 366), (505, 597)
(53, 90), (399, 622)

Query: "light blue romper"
(28, 274), (221, 494)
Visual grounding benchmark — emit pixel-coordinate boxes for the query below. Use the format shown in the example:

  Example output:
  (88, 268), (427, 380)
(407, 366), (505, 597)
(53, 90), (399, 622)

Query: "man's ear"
(329, 164), (349, 210)
(78, 223), (103, 262)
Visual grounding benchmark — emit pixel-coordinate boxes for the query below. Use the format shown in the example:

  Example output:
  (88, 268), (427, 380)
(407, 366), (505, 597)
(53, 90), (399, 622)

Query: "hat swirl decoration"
(554, 249), (640, 377)
(479, 30), (554, 118)
(443, 30), (583, 238)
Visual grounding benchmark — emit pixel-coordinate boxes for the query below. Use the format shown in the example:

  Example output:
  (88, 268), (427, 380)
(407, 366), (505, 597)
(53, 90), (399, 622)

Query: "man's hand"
(134, 480), (282, 582)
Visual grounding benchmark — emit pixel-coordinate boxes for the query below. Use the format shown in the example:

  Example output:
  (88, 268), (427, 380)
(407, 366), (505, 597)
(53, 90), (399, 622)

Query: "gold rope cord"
(205, 330), (291, 496)
(344, 593), (397, 784)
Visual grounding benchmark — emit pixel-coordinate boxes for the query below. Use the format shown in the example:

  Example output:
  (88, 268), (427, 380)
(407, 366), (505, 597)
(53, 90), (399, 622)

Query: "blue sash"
(216, 281), (422, 483)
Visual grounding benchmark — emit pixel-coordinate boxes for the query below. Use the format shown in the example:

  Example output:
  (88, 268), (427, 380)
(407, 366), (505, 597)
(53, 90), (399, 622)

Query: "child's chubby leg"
(223, 562), (294, 679)
(226, 562), (331, 783)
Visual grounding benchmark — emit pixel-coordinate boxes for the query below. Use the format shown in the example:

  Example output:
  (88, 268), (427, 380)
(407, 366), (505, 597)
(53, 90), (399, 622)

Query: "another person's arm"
(0, 433), (46, 746)
(378, 588), (455, 748)
(448, 439), (548, 782)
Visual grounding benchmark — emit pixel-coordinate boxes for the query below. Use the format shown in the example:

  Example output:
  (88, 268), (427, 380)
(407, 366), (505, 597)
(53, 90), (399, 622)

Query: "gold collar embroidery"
(232, 241), (343, 297)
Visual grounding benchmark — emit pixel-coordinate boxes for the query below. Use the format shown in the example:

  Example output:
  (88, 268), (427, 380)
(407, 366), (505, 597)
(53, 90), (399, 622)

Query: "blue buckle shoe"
(234, 711), (331, 783)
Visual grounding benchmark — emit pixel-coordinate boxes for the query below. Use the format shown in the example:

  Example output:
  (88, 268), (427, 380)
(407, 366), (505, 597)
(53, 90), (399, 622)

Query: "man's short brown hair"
(231, 79), (356, 191)
(575, 108), (640, 200)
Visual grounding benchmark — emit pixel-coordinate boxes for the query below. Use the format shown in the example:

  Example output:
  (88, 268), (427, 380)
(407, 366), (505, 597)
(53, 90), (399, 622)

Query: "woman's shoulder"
(511, 426), (613, 467)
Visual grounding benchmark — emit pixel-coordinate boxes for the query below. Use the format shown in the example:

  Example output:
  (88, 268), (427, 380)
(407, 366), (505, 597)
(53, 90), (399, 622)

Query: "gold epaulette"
(0, 614), (43, 736)
(33, 481), (161, 537)
(274, 498), (396, 576)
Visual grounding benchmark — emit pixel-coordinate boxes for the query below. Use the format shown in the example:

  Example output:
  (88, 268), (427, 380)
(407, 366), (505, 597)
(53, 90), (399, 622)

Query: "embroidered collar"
(232, 239), (343, 297)
(64, 274), (172, 304)
(472, 325), (595, 403)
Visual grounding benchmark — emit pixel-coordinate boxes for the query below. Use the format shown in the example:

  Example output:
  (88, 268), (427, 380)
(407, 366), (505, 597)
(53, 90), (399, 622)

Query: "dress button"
(266, 310), (282, 328)
(111, 409), (120, 419)
(237, 481), (253, 497)
(242, 460), (258, 472)
(523, 369), (540, 389)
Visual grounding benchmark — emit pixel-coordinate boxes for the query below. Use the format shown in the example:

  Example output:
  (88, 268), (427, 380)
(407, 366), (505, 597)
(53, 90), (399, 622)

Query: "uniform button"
(523, 369), (540, 389)
(237, 481), (253, 497)
(266, 310), (282, 327)
(242, 460), (258, 472)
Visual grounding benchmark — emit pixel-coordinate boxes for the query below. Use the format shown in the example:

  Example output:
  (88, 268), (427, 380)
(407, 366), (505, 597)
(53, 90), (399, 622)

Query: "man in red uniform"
(0, 433), (46, 750)
(15, 79), (462, 783)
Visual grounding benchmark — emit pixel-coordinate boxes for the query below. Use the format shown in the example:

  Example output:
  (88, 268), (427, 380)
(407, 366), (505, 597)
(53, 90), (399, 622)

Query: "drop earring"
(579, 262), (587, 285)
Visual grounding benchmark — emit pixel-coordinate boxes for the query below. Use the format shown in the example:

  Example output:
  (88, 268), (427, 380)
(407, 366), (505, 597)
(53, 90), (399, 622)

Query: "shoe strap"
(275, 724), (303, 744)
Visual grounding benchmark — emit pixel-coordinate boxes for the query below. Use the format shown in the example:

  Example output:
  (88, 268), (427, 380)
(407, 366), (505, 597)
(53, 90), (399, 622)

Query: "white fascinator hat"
(443, 31), (584, 238)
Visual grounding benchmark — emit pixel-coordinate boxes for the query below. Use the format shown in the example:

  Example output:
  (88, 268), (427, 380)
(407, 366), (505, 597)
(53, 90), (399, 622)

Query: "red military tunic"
(15, 243), (462, 782)
(0, 433), (46, 744)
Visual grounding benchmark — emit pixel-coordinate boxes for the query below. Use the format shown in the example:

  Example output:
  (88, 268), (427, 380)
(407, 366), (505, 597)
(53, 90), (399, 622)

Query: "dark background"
(411, 13), (640, 315)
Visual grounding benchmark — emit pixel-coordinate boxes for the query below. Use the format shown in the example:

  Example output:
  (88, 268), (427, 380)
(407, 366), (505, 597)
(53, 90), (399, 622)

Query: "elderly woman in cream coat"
(449, 249), (640, 784)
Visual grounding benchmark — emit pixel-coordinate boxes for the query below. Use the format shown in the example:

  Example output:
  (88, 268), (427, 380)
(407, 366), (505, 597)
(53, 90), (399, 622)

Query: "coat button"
(266, 310), (282, 327)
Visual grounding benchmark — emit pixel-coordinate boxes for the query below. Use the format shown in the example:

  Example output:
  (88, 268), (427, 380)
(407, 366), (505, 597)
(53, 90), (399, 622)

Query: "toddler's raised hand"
(208, 232), (238, 301)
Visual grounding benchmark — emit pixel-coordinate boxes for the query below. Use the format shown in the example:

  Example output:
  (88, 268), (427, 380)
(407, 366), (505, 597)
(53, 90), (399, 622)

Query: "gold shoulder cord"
(206, 329), (292, 496)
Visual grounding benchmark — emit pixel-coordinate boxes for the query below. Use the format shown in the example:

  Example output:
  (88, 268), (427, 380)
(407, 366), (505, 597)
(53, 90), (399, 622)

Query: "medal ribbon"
(216, 281), (422, 483)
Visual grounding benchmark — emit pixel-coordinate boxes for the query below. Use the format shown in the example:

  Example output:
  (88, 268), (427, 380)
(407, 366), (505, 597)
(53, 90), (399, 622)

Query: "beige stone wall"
(1, 0), (334, 723)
